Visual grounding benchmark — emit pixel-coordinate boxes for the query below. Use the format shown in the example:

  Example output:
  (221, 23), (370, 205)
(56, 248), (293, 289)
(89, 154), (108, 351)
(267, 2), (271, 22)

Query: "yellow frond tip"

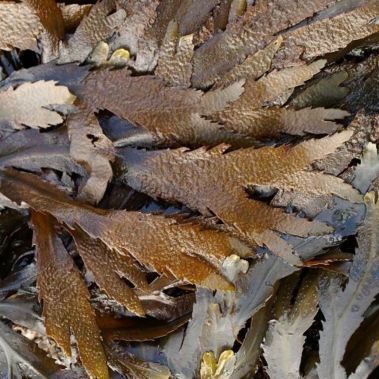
(109, 49), (130, 67)
(87, 41), (109, 65)
(200, 350), (236, 378)
(364, 191), (378, 205)
(201, 352), (217, 378)
(110, 48), (130, 61)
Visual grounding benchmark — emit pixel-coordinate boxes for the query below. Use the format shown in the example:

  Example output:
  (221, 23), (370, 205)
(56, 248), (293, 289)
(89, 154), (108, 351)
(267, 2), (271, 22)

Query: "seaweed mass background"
(0, 0), (379, 378)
